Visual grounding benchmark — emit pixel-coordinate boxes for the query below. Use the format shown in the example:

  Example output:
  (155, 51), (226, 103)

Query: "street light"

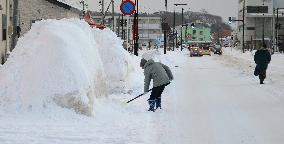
(182, 23), (188, 49)
(228, 0), (245, 53)
(173, 3), (187, 51)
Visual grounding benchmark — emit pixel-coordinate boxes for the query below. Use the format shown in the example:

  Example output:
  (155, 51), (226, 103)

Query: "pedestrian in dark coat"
(140, 58), (173, 111)
(254, 43), (271, 84)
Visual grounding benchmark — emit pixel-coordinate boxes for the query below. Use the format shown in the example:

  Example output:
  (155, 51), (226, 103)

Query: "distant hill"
(148, 11), (232, 33)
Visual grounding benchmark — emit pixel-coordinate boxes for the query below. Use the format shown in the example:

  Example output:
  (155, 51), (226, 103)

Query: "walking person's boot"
(259, 71), (266, 84)
(259, 74), (264, 84)
(155, 98), (161, 109)
(148, 100), (156, 112)
(260, 79), (264, 84)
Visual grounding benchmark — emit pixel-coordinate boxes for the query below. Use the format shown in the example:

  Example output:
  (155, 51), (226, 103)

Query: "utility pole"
(100, 0), (104, 24)
(181, 8), (184, 51)
(80, 0), (88, 16)
(242, 0), (245, 53)
(112, 0), (115, 31)
(126, 16), (130, 51)
(174, 3), (187, 51)
(218, 26), (220, 45)
(262, 0), (265, 44)
(185, 24), (188, 45)
(118, 16), (121, 37)
(277, 8), (279, 51)
(273, 8), (276, 52)
(162, 18), (171, 54)
(162, 1), (170, 54)
(173, 8), (176, 51)
(122, 14), (124, 39)
(229, 1), (245, 53)
(133, 0), (139, 56)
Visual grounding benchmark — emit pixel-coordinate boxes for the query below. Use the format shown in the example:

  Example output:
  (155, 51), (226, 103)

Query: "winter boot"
(155, 98), (161, 109)
(148, 100), (155, 112)
(260, 79), (264, 84)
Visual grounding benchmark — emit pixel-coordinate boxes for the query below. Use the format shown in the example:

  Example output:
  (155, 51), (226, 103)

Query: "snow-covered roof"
(54, 0), (82, 10)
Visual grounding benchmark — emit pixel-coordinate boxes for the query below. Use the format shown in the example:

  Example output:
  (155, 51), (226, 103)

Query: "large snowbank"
(0, 19), (139, 116)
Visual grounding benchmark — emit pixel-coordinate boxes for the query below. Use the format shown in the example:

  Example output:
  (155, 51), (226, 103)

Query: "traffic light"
(120, 20), (123, 26)
(276, 23), (282, 29)
(191, 23), (195, 29)
(124, 19), (127, 26)
(229, 17), (232, 24)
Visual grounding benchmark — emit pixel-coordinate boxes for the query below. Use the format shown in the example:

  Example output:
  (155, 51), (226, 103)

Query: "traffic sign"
(120, 0), (136, 16)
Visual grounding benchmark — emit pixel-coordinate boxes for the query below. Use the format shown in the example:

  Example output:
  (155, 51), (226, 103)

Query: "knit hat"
(140, 58), (147, 67)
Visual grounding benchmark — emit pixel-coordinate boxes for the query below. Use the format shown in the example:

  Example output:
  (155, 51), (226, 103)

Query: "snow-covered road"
(167, 54), (284, 144)
(1, 51), (284, 144)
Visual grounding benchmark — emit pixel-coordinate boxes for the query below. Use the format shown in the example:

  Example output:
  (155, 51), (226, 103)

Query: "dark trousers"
(259, 70), (266, 83)
(149, 85), (166, 100)
(254, 65), (267, 84)
(148, 83), (167, 110)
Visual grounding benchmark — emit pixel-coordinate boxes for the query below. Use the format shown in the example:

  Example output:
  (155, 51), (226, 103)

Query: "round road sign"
(120, 0), (136, 16)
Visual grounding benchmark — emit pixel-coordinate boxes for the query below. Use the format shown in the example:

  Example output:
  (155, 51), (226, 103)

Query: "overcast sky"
(87, 0), (238, 22)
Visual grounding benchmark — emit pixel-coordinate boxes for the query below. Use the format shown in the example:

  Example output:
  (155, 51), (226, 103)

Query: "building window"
(2, 14), (7, 41)
(2, 29), (6, 41)
(192, 37), (196, 40)
(247, 27), (255, 30)
(193, 30), (196, 35)
(200, 31), (203, 35)
(1, 54), (5, 65)
(199, 38), (204, 41)
(30, 19), (42, 28)
(247, 6), (268, 13)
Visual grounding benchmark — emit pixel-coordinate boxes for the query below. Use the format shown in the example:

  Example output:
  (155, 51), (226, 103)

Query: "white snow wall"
(0, 19), (132, 116)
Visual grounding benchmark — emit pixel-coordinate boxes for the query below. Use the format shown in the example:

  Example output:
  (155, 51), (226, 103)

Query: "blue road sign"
(120, 0), (135, 16)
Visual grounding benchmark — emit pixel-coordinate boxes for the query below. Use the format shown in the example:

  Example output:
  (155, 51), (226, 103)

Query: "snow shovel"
(126, 89), (153, 104)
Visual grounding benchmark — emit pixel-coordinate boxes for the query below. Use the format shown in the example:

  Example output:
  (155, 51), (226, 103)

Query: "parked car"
(202, 46), (211, 56)
(190, 47), (203, 57)
(141, 43), (148, 49)
(223, 43), (229, 47)
(213, 45), (222, 55)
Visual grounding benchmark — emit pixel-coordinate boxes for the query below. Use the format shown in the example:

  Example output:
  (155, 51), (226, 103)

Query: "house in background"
(0, 0), (13, 64)
(237, 0), (284, 51)
(0, 0), (82, 64)
(18, 0), (81, 36)
(93, 15), (163, 49)
(180, 23), (212, 45)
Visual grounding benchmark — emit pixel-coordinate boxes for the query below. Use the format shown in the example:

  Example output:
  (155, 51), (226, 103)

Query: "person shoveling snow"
(140, 58), (173, 112)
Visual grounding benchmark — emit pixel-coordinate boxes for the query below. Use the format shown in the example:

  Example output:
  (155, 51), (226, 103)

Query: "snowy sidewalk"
(169, 55), (284, 144)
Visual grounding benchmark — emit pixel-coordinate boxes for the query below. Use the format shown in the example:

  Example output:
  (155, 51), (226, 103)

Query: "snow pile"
(92, 28), (136, 93)
(0, 19), (136, 116)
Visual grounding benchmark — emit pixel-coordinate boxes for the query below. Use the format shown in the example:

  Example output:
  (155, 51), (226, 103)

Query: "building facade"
(0, 0), (81, 64)
(237, 0), (284, 51)
(93, 15), (163, 49)
(18, 0), (81, 36)
(179, 23), (212, 44)
(0, 0), (13, 64)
